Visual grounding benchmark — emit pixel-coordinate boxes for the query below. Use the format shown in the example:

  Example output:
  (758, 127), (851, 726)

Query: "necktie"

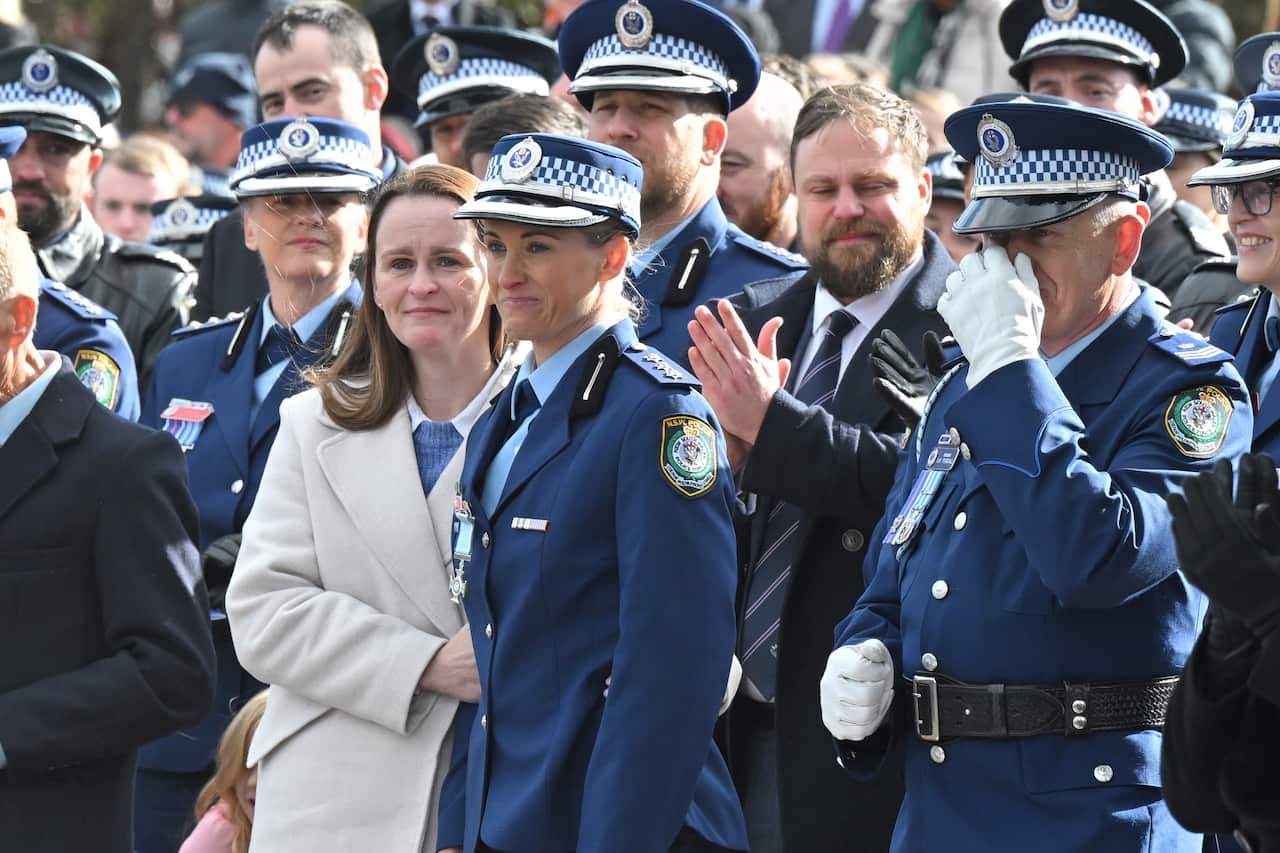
(501, 379), (540, 445)
(413, 419), (463, 497)
(740, 310), (857, 700)
(480, 379), (541, 516)
(256, 324), (304, 375)
(1266, 315), (1280, 354)
(822, 0), (864, 53)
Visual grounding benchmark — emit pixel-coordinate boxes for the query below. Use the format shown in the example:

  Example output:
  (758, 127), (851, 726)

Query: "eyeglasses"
(1212, 181), (1280, 216)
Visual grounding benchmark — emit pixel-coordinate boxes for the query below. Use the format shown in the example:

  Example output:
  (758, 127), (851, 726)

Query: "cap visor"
(1187, 158), (1280, 186)
(953, 193), (1108, 235)
(233, 173), (378, 198)
(569, 72), (724, 99)
(3, 114), (98, 145)
(454, 196), (613, 230)
(1011, 44), (1158, 85)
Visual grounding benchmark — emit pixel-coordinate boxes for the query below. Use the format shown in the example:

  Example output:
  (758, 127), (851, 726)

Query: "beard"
(727, 167), (790, 242)
(14, 181), (80, 245)
(637, 150), (699, 228)
(802, 212), (923, 302)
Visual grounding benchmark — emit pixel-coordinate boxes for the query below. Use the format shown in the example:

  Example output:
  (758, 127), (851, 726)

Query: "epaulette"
(1195, 256), (1239, 278)
(171, 311), (244, 338)
(40, 279), (116, 322)
(1169, 201), (1230, 257)
(1149, 327), (1232, 366)
(730, 232), (809, 270)
(115, 240), (196, 273)
(621, 342), (700, 386)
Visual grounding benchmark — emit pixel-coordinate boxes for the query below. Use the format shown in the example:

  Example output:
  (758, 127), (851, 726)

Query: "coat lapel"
(204, 305), (260, 478)
(0, 366), (93, 523)
(317, 407), (461, 635)
(633, 198), (730, 340)
(491, 379), (573, 517)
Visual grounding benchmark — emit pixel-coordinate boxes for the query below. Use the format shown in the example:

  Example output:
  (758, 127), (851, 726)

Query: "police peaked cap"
(1235, 33), (1280, 95)
(999, 0), (1187, 89)
(558, 0), (761, 113)
(0, 44), (121, 145)
(391, 26), (561, 128)
(1153, 87), (1237, 154)
(945, 98), (1173, 234)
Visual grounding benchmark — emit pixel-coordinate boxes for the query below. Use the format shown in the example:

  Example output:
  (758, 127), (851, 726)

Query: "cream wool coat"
(227, 355), (518, 853)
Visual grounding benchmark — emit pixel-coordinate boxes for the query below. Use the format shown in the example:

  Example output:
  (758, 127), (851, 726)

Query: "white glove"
(820, 639), (894, 742)
(937, 247), (1044, 388)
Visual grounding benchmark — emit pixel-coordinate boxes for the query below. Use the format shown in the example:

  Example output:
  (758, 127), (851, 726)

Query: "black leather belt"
(910, 673), (1179, 742)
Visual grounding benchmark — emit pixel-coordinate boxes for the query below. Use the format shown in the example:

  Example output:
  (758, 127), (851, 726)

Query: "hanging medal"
(451, 492), (475, 604)
(883, 431), (960, 547)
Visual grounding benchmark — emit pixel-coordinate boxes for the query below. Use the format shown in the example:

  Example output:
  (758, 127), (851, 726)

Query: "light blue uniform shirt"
(0, 350), (60, 767)
(1044, 283), (1140, 376)
(0, 352), (60, 447)
(481, 321), (634, 515)
(252, 286), (350, 422)
(630, 211), (698, 279)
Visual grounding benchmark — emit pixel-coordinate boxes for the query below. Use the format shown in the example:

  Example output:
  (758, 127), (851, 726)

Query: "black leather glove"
(1168, 455), (1280, 641)
(869, 330), (946, 430)
(202, 533), (242, 612)
(1198, 603), (1258, 691)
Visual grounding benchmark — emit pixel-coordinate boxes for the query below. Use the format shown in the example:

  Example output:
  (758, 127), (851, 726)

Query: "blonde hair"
(191, 690), (269, 853)
(97, 134), (192, 194)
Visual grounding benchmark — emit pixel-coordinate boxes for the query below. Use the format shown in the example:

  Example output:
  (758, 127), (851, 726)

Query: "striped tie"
(740, 310), (856, 700)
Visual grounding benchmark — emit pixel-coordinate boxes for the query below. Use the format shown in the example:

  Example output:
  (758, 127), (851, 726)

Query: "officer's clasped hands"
(937, 247), (1043, 388)
(819, 639), (895, 742)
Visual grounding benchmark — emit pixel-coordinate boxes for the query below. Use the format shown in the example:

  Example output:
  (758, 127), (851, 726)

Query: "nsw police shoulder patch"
(660, 415), (717, 497)
(1165, 385), (1233, 458)
(73, 349), (120, 409)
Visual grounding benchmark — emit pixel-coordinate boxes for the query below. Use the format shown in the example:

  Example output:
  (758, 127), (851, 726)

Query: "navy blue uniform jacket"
(35, 277), (139, 419)
(835, 289), (1252, 852)
(440, 321), (748, 853)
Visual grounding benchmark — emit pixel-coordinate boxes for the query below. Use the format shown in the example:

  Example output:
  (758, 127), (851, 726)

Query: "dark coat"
(1162, 630), (1280, 853)
(0, 365), (215, 853)
(721, 230), (953, 851)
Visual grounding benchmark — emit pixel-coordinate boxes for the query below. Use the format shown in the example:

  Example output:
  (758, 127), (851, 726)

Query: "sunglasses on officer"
(1211, 180), (1280, 216)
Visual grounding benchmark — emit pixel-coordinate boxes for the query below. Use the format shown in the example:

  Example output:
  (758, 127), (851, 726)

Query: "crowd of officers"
(4, 0), (1280, 851)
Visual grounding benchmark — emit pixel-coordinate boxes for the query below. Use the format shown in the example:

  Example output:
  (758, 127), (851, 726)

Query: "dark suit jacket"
(767, 0), (880, 59)
(722, 229), (953, 851)
(192, 153), (407, 321)
(0, 364), (216, 853)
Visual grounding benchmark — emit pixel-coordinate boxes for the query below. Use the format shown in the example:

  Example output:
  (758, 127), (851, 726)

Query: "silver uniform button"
(960, 443), (971, 461)
(230, 479), (244, 495)
(931, 580), (949, 600)
(921, 652), (938, 671)
(953, 511), (967, 531)
(841, 529), (865, 552)
(481, 715), (487, 729)
(482, 532), (491, 548)
(929, 745), (946, 764)
(485, 623), (493, 639)
(1093, 764), (1113, 783)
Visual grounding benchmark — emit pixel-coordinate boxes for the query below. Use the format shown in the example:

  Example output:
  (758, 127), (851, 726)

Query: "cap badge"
(278, 119), (321, 160)
(501, 136), (542, 183)
(425, 32), (460, 77)
(1264, 41), (1280, 90)
(1226, 100), (1255, 149)
(616, 0), (654, 50)
(21, 48), (58, 95)
(1042, 0), (1078, 24)
(166, 197), (196, 228)
(977, 114), (1018, 167)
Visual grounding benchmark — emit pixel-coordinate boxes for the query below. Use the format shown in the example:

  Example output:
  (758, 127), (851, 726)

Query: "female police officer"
(134, 116), (378, 852)
(438, 133), (747, 853)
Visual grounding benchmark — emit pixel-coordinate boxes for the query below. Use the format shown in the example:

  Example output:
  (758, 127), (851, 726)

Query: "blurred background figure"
(805, 52), (888, 89)
(719, 71), (805, 253)
(89, 135), (191, 244)
(165, 53), (258, 198)
(148, 194), (237, 267)
(1237, 32), (1280, 94)
(910, 87), (962, 155)
(1154, 87), (1238, 241)
(177, 0), (288, 65)
(460, 92), (585, 177)
(923, 150), (978, 262)
(178, 690), (269, 853)
(367, 0), (517, 122)
(390, 26), (560, 168)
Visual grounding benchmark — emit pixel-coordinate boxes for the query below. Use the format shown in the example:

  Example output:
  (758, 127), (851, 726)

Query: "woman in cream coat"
(226, 165), (519, 852)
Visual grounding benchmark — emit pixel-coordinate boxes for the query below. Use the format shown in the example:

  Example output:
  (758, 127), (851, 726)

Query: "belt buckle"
(912, 674), (940, 742)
